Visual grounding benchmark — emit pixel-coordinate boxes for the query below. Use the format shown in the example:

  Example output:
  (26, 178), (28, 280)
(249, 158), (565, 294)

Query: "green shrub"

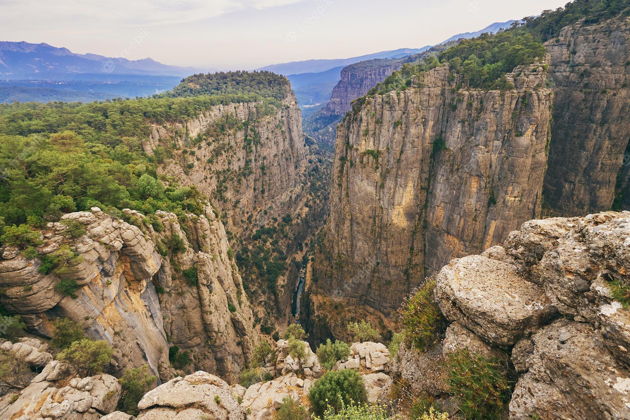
(58, 339), (113, 376)
(316, 339), (350, 370)
(0, 349), (31, 390)
(0, 315), (26, 340)
(252, 341), (275, 368)
(347, 320), (380, 342)
(166, 234), (186, 254)
(0, 224), (42, 248)
(401, 278), (446, 351)
(239, 367), (273, 387)
(60, 219), (86, 239)
(417, 407), (450, 420)
(182, 267), (198, 286)
(275, 397), (309, 420)
(284, 323), (306, 340)
(447, 350), (510, 420)
(606, 278), (630, 308)
(287, 338), (306, 362)
(51, 318), (85, 350)
(309, 369), (368, 416)
(388, 332), (405, 359)
(55, 277), (81, 298)
(118, 365), (156, 415)
(317, 402), (388, 419)
(228, 303), (237, 313)
(168, 345), (191, 370)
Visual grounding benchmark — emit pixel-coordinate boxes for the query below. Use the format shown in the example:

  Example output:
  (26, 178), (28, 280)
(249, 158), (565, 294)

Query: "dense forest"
(163, 71), (290, 101)
(366, 0), (629, 97)
(0, 73), (290, 246)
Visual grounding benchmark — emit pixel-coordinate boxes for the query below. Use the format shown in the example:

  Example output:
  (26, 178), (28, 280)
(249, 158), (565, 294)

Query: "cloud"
(0, 0), (306, 27)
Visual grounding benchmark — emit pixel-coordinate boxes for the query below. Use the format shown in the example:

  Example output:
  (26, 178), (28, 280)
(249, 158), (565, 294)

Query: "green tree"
(51, 318), (85, 350)
(118, 365), (156, 415)
(0, 315), (26, 340)
(347, 320), (381, 342)
(58, 339), (113, 376)
(316, 339), (350, 370)
(252, 341), (276, 367)
(284, 323), (307, 340)
(309, 369), (368, 416)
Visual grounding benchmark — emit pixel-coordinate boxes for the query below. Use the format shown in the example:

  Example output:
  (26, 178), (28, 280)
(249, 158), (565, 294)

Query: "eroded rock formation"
(0, 207), (258, 382)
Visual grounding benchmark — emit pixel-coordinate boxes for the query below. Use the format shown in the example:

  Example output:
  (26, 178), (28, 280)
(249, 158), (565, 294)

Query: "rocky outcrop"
(543, 15), (630, 216)
(0, 207), (259, 381)
(335, 342), (391, 373)
(137, 371), (245, 420)
(399, 211), (630, 419)
(0, 364), (121, 420)
(272, 339), (322, 379)
(310, 14), (630, 330)
(241, 373), (312, 420)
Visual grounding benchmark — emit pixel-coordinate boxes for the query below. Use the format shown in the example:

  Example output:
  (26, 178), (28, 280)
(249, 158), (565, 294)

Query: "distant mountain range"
(260, 47), (431, 76)
(277, 20), (517, 111)
(0, 41), (196, 80)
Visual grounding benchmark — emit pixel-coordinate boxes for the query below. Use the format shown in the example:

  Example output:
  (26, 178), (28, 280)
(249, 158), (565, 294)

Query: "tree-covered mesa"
(161, 71), (290, 101)
(367, 0), (629, 96)
(0, 71), (290, 246)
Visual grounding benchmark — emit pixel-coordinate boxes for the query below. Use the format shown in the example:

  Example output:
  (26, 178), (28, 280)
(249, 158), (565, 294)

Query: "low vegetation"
(51, 318), (85, 350)
(275, 397), (310, 420)
(252, 341), (276, 367)
(317, 403), (390, 420)
(284, 323), (307, 340)
(118, 365), (156, 416)
(347, 320), (381, 342)
(239, 367), (273, 388)
(168, 345), (192, 370)
(58, 339), (113, 376)
(316, 339), (350, 370)
(309, 369), (368, 417)
(0, 315), (25, 340)
(447, 350), (511, 420)
(401, 278), (446, 352)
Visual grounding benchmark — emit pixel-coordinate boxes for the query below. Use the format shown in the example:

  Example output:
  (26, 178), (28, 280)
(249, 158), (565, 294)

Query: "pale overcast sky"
(1, 0), (569, 69)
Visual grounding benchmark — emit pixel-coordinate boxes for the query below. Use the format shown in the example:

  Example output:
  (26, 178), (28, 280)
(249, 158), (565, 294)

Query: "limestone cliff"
(543, 15), (630, 216)
(0, 207), (258, 382)
(311, 62), (552, 324)
(310, 15), (630, 334)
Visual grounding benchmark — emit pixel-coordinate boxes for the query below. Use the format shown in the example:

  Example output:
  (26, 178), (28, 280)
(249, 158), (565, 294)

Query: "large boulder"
(274, 339), (322, 378)
(137, 371), (245, 420)
(435, 255), (554, 346)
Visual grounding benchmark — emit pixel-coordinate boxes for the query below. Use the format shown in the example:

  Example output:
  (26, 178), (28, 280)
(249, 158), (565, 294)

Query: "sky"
(0, 0), (570, 70)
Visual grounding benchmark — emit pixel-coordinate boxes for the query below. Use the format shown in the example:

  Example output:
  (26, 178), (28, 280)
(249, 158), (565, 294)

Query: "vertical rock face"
(324, 60), (404, 117)
(313, 63), (552, 317)
(144, 94), (307, 239)
(543, 15), (630, 216)
(311, 16), (630, 330)
(0, 207), (259, 382)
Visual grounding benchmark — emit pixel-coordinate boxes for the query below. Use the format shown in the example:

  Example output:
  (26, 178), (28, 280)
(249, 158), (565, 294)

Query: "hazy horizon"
(1, 0), (569, 70)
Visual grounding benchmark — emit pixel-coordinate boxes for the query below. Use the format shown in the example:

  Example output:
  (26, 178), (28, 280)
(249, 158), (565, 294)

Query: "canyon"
(0, 2), (629, 419)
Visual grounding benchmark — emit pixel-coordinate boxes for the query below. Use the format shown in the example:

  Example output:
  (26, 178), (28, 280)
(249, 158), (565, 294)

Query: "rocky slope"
(0, 207), (258, 382)
(393, 211), (630, 419)
(309, 14), (630, 335)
